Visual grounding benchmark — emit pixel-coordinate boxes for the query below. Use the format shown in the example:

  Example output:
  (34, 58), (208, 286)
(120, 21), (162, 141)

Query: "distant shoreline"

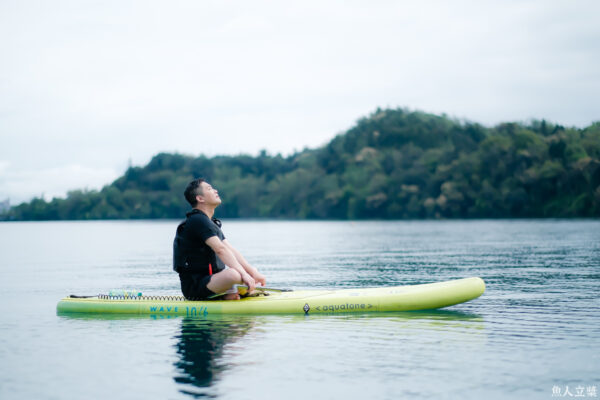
(3, 108), (599, 221)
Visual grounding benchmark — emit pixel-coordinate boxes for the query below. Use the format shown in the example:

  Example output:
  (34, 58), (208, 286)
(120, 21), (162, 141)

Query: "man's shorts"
(179, 272), (216, 300)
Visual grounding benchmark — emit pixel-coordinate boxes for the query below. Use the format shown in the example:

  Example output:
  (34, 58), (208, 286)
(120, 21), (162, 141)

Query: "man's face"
(198, 182), (221, 206)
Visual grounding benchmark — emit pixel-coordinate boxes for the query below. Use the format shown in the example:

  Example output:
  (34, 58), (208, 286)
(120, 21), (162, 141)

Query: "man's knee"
(207, 268), (242, 293)
(222, 268), (241, 283)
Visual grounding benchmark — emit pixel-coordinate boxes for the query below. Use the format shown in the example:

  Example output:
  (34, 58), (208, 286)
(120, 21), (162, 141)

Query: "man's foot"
(222, 293), (240, 300)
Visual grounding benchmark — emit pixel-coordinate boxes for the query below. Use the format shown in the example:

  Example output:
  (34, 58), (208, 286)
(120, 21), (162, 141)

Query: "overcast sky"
(1, 0), (599, 204)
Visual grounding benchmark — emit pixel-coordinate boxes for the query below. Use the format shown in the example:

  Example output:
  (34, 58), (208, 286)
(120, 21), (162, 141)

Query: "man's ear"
(195, 194), (205, 204)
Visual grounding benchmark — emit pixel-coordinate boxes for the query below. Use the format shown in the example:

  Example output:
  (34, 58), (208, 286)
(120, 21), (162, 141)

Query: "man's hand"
(252, 271), (266, 287)
(240, 272), (256, 293)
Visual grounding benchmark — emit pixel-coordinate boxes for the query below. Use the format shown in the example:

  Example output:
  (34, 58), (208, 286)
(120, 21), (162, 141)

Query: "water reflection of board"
(57, 277), (485, 316)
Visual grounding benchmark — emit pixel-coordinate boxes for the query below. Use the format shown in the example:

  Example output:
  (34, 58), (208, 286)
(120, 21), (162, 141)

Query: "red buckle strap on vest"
(209, 263), (213, 275)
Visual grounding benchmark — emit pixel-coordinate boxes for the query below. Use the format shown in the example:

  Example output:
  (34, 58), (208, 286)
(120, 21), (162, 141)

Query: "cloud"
(0, 163), (120, 205)
(0, 0), (599, 203)
(219, 15), (271, 35)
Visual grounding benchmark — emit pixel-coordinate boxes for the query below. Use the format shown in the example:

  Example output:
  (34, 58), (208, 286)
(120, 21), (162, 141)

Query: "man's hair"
(184, 178), (206, 206)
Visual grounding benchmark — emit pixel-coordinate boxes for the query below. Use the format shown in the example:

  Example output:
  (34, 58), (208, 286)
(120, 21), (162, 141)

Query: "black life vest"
(172, 219), (193, 273)
(172, 209), (222, 274)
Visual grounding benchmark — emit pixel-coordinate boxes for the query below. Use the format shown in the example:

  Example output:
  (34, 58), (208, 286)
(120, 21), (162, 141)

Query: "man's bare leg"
(207, 268), (242, 300)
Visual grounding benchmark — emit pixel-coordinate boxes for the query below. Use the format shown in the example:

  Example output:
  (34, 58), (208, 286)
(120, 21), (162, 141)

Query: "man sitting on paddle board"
(173, 178), (266, 300)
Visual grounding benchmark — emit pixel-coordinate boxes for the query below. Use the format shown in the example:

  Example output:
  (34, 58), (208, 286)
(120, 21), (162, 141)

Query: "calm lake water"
(0, 220), (598, 399)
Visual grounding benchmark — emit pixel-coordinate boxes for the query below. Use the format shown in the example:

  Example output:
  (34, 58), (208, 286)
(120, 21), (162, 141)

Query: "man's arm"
(205, 236), (256, 290)
(223, 239), (266, 286)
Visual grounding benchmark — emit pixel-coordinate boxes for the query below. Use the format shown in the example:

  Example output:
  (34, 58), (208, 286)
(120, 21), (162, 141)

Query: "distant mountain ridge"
(4, 108), (600, 220)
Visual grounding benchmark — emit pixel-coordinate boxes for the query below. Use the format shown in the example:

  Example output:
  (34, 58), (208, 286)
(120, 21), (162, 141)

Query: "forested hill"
(4, 108), (600, 220)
